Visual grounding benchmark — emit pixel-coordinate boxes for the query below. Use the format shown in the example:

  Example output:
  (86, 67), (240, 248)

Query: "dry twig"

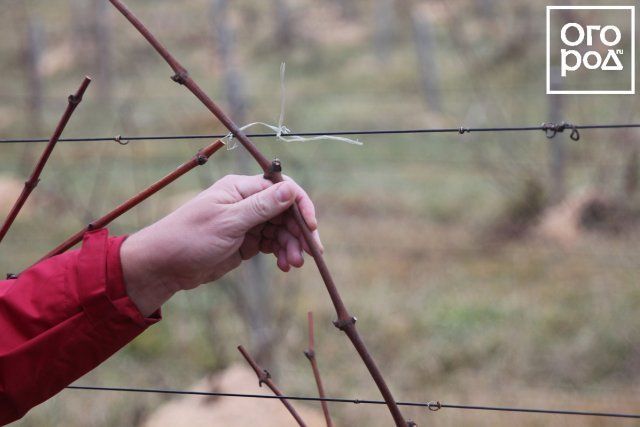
(304, 312), (334, 427)
(0, 77), (92, 245)
(38, 140), (224, 262)
(237, 345), (307, 427)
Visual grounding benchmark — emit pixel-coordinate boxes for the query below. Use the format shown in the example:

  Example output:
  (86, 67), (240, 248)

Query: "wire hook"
(541, 122), (580, 141)
(542, 122), (558, 139)
(114, 135), (130, 146)
(427, 401), (442, 411)
(568, 125), (580, 141)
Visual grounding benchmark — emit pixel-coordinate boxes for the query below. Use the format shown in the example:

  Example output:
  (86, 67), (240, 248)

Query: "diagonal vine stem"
(107, 1), (411, 425)
(0, 77), (91, 246)
(36, 140), (224, 264)
(238, 345), (307, 427)
(304, 311), (334, 427)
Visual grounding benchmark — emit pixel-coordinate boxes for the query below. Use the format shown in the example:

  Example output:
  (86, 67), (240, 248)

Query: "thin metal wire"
(2, 122), (640, 144)
(66, 385), (640, 419)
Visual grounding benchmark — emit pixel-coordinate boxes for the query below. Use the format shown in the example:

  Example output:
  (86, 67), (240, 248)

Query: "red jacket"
(0, 229), (160, 424)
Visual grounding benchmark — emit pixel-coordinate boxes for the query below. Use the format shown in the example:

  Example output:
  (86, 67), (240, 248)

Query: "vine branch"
(107, 1), (410, 424)
(238, 345), (307, 427)
(0, 77), (91, 245)
(36, 140), (224, 263)
(304, 312), (334, 427)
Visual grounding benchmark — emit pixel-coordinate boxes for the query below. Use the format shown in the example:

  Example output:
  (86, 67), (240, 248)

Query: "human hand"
(120, 174), (322, 316)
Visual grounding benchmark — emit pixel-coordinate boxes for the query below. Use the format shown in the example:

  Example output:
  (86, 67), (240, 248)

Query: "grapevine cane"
(238, 345), (307, 427)
(38, 140), (224, 262)
(0, 77), (91, 245)
(304, 312), (334, 427)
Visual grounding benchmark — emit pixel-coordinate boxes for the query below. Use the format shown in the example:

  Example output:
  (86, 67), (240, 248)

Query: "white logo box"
(546, 6), (635, 95)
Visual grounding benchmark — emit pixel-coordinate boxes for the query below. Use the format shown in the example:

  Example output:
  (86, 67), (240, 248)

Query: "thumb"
(230, 181), (294, 232)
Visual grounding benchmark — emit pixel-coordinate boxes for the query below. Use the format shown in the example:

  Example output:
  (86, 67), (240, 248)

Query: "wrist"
(120, 232), (179, 317)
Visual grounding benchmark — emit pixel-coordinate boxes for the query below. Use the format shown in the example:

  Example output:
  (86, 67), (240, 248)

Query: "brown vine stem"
(237, 345), (307, 427)
(107, 1), (411, 425)
(304, 312), (334, 427)
(36, 140), (224, 263)
(0, 77), (92, 246)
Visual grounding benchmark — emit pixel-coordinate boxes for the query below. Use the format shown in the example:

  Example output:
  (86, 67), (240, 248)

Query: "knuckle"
(250, 195), (270, 219)
(222, 174), (240, 183)
(212, 174), (233, 189)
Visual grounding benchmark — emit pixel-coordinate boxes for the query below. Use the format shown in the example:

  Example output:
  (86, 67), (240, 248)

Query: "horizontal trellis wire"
(1, 122), (640, 144)
(67, 385), (640, 420)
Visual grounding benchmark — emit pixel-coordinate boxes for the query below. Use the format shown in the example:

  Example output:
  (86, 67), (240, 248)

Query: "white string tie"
(223, 62), (362, 150)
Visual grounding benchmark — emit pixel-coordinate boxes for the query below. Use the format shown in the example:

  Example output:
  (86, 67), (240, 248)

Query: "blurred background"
(1, 0), (640, 425)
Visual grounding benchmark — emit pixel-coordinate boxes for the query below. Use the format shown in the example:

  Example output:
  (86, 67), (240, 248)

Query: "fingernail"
(307, 215), (318, 229)
(276, 184), (292, 203)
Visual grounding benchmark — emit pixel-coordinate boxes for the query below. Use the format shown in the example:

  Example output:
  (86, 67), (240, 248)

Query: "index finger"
(228, 174), (273, 199)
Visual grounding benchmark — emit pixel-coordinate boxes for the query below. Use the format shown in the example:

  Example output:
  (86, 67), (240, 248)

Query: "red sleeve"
(0, 229), (160, 424)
